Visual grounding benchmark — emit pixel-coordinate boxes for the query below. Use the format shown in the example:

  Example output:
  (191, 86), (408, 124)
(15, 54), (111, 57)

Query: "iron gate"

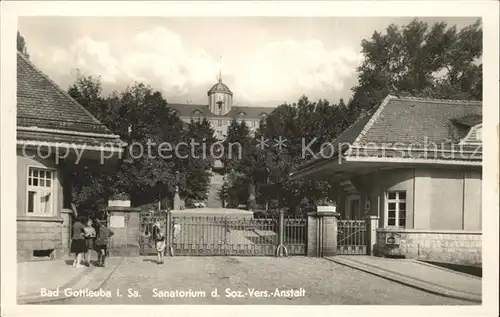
(337, 220), (367, 255)
(138, 211), (307, 256)
(139, 211), (168, 255)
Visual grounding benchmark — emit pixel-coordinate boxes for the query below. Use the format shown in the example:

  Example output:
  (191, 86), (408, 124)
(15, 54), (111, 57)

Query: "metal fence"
(139, 212), (168, 255)
(337, 220), (367, 255)
(171, 216), (278, 256)
(139, 210), (307, 256)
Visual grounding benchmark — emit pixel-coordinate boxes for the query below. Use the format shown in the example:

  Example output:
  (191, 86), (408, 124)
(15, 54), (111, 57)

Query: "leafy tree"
(180, 118), (216, 200)
(67, 73), (216, 210)
(350, 19), (482, 117)
(225, 96), (346, 214)
(17, 31), (29, 59)
(222, 119), (255, 207)
(67, 74), (112, 214)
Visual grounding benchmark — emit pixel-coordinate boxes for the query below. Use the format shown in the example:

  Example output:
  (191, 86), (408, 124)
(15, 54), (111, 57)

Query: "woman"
(70, 216), (87, 268)
(152, 221), (165, 264)
(83, 218), (97, 266)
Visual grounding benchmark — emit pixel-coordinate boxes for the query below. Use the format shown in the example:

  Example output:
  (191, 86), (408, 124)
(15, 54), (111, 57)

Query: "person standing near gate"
(83, 218), (97, 266)
(172, 218), (181, 243)
(70, 216), (87, 268)
(94, 221), (114, 267)
(152, 221), (166, 264)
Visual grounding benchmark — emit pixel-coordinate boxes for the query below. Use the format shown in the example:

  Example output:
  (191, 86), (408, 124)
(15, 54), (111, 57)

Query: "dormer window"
(192, 110), (203, 122)
(460, 123), (482, 145)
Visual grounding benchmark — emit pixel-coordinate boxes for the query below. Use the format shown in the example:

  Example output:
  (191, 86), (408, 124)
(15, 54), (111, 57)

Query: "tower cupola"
(207, 69), (233, 115)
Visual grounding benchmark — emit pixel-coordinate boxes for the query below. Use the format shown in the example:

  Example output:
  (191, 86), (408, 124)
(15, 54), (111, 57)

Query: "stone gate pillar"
(60, 208), (73, 257)
(107, 206), (141, 256)
(366, 215), (379, 255)
(307, 211), (340, 257)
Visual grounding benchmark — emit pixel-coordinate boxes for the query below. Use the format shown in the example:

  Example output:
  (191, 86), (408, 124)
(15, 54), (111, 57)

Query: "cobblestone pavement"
(57, 256), (474, 305)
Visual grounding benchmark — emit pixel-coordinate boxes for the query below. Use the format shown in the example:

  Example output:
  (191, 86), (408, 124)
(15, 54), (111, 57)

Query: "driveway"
(55, 256), (474, 305)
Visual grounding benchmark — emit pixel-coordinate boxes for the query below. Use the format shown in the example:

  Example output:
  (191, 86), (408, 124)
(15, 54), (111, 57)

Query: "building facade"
(16, 52), (125, 261)
(291, 95), (483, 265)
(168, 75), (274, 139)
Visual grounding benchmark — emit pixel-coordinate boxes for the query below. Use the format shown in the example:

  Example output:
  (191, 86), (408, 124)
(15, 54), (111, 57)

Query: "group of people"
(70, 216), (114, 268)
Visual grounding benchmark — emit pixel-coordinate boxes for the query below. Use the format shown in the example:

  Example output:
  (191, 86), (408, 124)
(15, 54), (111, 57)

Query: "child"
(152, 221), (165, 264)
(172, 218), (181, 242)
(83, 218), (96, 266)
(94, 221), (114, 267)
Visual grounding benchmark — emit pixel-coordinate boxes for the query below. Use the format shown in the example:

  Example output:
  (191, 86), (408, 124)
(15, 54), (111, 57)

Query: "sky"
(19, 16), (479, 107)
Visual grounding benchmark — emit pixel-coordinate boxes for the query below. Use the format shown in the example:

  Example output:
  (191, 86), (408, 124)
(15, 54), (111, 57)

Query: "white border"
(1, 1), (499, 317)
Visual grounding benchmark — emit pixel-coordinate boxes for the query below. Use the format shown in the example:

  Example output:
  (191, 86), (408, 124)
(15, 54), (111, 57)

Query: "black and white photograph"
(1, 1), (499, 316)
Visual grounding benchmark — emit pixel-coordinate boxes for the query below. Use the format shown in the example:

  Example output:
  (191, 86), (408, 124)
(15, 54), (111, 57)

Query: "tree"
(224, 95), (346, 214)
(67, 74), (113, 214)
(68, 72), (110, 124)
(222, 119), (255, 207)
(17, 31), (29, 59)
(350, 19), (482, 117)
(181, 118), (216, 200)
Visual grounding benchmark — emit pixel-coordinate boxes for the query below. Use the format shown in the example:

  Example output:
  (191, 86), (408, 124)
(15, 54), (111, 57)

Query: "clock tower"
(207, 70), (233, 115)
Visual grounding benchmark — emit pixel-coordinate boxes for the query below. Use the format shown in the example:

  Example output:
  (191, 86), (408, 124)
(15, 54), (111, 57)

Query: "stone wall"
(17, 219), (64, 261)
(375, 228), (482, 266)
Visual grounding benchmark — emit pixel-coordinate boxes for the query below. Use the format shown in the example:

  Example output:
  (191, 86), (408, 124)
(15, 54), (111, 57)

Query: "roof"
(207, 78), (232, 96)
(297, 95), (482, 171)
(16, 52), (123, 147)
(168, 103), (273, 119)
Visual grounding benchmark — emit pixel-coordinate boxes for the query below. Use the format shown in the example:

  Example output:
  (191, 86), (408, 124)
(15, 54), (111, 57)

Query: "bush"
(185, 198), (195, 208)
(316, 197), (335, 206)
(110, 192), (130, 200)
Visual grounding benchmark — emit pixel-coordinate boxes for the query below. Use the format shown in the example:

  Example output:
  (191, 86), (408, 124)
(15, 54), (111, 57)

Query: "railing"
(171, 216), (278, 256)
(283, 217), (307, 255)
(139, 212), (169, 255)
(17, 116), (110, 134)
(140, 210), (307, 256)
(337, 220), (367, 255)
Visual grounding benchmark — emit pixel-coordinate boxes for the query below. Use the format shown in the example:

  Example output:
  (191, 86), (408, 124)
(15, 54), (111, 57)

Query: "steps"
(205, 173), (224, 208)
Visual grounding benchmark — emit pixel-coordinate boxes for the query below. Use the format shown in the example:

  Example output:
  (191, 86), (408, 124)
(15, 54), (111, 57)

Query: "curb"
(325, 257), (481, 303)
(18, 257), (124, 304)
(414, 260), (482, 280)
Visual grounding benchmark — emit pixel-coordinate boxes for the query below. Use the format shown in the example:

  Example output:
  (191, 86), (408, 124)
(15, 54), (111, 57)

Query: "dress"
(70, 221), (87, 254)
(84, 226), (96, 250)
(153, 225), (166, 253)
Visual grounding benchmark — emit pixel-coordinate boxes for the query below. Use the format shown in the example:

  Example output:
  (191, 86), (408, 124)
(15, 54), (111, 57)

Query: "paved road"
(55, 257), (473, 305)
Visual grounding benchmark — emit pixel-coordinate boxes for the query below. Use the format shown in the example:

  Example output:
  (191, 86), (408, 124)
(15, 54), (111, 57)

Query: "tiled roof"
(168, 103), (273, 119)
(355, 96), (482, 146)
(297, 95), (482, 171)
(16, 52), (113, 135)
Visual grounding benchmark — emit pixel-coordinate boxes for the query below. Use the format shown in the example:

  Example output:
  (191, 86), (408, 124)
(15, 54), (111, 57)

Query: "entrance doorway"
(346, 195), (361, 220)
(339, 194), (367, 255)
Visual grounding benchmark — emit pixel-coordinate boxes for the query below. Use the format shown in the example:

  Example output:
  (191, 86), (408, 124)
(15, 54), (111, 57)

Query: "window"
(27, 167), (55, 216)
(385, 191), (406, 228)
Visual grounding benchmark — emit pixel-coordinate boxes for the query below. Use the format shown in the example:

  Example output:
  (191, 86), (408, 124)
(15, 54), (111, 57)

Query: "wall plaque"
(110, 215), (125, 228)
